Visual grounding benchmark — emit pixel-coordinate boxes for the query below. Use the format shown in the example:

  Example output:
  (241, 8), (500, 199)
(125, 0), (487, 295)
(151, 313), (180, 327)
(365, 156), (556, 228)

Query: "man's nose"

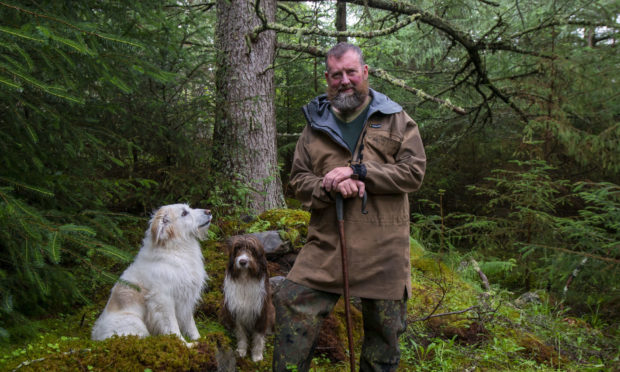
(341, 73), (350, 85)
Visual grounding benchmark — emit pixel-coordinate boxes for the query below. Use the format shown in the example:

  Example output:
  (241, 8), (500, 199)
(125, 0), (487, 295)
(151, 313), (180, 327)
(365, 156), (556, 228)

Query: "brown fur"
(220, 235), (275, 361)
(105, 283), (147, 313)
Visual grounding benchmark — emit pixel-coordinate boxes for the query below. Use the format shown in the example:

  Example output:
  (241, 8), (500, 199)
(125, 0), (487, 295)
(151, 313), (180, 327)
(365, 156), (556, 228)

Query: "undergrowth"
(1, 209), (618, 371)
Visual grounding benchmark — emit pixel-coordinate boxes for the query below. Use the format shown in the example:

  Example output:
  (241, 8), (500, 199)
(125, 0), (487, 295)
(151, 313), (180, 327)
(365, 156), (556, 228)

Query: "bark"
(214, 0), (285, 213)
(336, 1), (347, 43)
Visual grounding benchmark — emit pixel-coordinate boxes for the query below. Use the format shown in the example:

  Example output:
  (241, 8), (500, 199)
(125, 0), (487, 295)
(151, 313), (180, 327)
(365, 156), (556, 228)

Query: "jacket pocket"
(364, 134), (400, 164)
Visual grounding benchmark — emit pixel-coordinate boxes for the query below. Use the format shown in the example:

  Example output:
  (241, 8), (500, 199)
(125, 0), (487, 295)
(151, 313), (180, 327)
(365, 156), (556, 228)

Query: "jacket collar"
(302, 89), (402, 148)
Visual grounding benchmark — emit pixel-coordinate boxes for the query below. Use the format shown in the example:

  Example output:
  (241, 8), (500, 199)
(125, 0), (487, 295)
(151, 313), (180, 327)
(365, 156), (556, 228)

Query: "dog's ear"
(225, 236), (240, 255)
(151, 209), (175, 244)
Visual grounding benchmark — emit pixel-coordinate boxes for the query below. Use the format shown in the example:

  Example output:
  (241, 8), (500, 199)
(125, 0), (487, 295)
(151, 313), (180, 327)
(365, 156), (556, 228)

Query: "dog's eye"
(181, 210), (189, 217)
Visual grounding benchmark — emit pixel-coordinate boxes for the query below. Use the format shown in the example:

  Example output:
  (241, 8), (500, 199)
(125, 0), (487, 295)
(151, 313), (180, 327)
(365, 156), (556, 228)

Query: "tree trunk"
(214, 0), (285, 214)
(336, 1), (347, 43)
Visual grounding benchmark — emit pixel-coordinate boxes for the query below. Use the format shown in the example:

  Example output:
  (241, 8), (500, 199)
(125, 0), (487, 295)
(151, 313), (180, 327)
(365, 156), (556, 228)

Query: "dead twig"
(411, 305), (480, 322)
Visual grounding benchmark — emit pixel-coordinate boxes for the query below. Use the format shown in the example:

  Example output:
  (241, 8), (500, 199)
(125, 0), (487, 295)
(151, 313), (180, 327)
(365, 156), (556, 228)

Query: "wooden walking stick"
(336, 193), (356, 372)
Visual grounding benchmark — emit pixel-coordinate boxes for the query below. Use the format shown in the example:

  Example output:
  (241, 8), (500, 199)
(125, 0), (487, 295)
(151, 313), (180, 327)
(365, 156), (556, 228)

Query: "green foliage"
(0, 0), (218, 341)
(0, 185), (137, 342)
(413, 160), (619, 320)
(0, 0), (618, 369)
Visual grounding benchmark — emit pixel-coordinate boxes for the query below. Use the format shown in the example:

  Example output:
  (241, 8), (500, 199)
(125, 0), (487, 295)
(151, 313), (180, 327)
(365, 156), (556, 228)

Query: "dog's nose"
(204, 209), (211, 216)
(239, 258), (248, 267)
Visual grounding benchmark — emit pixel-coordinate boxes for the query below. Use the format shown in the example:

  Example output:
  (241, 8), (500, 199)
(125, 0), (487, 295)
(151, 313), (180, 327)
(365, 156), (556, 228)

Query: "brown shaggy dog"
(220, 235), (275, 362)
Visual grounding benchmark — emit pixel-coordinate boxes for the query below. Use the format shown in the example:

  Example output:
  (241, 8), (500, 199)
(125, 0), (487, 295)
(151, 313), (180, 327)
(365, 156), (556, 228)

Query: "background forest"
(0, 0), (618, 371)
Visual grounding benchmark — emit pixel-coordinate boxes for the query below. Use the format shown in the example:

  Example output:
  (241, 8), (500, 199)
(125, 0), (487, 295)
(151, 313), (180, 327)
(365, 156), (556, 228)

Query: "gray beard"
(331, 90), (366, 114)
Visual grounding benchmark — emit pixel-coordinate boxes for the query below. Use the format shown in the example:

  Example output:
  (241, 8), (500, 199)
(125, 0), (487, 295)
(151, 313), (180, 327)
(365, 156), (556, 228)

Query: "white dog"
(91, 204), (212, 346)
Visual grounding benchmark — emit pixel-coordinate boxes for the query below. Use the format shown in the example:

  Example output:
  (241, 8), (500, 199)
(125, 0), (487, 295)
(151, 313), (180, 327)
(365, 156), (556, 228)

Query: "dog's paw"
(251, 352), (263, 362)
(188, 332), (200, 341)
(236, 348), (247, 358)
(185, 341), (197, 348)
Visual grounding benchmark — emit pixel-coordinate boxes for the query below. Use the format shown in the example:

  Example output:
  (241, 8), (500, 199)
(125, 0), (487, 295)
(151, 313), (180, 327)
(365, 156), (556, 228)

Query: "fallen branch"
(411, 305), (479, 322)
(470, 259), (491, 291)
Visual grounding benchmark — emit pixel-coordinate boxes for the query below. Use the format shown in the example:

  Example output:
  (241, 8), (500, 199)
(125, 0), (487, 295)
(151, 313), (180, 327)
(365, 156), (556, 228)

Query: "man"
(273, 43), (426, 372)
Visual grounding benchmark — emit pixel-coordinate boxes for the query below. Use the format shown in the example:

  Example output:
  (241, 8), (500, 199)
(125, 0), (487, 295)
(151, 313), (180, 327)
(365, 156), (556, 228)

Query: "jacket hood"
(302, 89), (402, 149)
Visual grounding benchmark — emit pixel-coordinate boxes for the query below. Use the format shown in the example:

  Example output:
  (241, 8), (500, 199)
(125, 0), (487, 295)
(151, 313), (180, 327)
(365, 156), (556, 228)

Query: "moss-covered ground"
(1, 209), (617, 371)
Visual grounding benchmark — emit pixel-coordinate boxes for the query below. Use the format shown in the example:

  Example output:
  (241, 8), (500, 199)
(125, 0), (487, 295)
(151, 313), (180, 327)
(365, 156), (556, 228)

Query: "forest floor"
(1, 210), (618, 371)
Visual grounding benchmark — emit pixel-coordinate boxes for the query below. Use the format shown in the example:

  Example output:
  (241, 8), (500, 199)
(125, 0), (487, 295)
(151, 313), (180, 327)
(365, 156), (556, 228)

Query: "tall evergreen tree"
(213, 0), (285, 213)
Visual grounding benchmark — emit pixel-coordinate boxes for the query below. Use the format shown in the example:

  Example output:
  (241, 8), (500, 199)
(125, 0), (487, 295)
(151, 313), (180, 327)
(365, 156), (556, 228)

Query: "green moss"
(0, 304), (234, 371)
(284, 197), (303, 210)
(215, 217), (246, 238)
(409, 260), (476, 324)
(332, 299), (364, 354)
(7, 334), (222, 372)
(202, 240), (228, 289)
(253, 208), (310, 250)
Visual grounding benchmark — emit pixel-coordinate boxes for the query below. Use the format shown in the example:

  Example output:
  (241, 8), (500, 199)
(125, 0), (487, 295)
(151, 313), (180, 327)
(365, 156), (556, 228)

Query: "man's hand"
(322, 166), (354, 192)
(336, 179), (365, 199)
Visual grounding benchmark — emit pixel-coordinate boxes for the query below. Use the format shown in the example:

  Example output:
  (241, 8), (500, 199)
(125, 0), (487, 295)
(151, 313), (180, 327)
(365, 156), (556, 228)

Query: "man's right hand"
(336, 179), (365, 199)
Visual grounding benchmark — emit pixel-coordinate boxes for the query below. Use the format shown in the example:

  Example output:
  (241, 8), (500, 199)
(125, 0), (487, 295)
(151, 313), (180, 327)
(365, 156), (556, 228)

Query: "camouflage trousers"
(272, 279), (407, 372)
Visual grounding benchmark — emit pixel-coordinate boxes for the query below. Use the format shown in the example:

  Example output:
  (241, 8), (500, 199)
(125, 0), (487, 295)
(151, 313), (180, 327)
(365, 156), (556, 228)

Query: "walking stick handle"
(336, 193), (344, 221)
(337, 192), (367, 218)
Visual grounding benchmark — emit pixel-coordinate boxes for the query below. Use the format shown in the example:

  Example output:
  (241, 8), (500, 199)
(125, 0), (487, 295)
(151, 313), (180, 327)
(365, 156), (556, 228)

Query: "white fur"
(223, 274), (267, 328)
(223, 274), (268, 361)
(91, 204), (211, 347)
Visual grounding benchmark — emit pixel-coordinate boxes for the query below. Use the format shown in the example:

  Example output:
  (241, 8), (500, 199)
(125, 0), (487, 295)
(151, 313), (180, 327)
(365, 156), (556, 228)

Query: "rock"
(250, 230), (293, 257)
(269, 275), (286, 292)
(515, 292), (541, 308)
(216, 346), (236, 372)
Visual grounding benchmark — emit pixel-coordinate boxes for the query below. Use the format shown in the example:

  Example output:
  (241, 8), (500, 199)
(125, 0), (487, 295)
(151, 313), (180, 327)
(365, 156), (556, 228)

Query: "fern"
(478, 259), (517, 277)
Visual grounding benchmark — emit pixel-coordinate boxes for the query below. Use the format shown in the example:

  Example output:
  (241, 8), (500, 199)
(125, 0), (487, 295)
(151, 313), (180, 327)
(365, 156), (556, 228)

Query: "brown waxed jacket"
(287, 89), (426, 300)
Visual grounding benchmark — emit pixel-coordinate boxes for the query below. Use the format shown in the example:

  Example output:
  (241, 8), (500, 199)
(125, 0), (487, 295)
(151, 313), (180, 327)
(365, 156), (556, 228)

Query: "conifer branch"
(525, 243), (620, 264)
(253, 4), (421, 40)
(0, 1), (144, 48)
(370, 67), (467, 115)
(286, 0), (537, 122)
(276, 42), (467, 115)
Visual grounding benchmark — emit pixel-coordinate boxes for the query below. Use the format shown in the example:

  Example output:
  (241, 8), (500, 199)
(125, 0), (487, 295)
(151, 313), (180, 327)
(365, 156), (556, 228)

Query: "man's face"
(325, 50), (369, 114)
